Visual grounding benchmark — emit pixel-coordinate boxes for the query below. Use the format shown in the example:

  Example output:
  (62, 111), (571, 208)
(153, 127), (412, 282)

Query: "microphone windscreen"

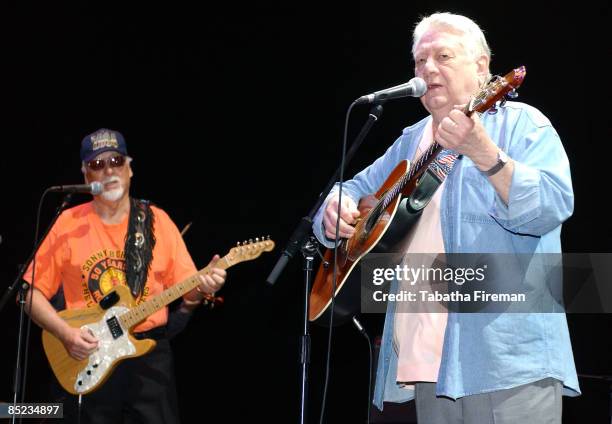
(411, 77), (427, 97)
(91, 181), (103, 195)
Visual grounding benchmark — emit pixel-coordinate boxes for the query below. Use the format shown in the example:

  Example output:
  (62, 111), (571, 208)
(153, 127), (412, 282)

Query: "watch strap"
(482, 151), (507, 177)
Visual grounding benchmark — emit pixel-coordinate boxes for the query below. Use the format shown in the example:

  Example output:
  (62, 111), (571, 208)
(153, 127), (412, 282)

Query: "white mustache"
(100, 176), (124, 201)
(102, 176), (121, 186)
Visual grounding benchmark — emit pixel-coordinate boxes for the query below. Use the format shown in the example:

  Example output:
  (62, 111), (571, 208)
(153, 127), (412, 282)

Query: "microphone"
(48, 182), (103, 195)
(355, 77), (427, 104)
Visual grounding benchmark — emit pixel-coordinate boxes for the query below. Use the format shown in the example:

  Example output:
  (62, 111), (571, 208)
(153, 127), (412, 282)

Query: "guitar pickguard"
(74, 306), (135, 394)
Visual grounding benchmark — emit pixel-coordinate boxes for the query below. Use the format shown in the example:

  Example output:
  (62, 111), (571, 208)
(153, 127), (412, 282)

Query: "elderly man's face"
(84, 151), (132, 202)
(413, 29), (488, 122)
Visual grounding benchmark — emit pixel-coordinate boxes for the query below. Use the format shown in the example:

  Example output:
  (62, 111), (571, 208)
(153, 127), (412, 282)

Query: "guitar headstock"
(467, 66), (526, 114)
(225, 236), (275, 265)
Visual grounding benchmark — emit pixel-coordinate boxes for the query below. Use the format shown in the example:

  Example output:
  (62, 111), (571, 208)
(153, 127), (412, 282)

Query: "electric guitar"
(309, 67), (526, 325)
(42, 237), (275, 395)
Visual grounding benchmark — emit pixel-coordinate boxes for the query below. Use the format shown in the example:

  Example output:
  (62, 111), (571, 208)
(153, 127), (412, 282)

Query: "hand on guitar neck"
(435, 105), (514, 204)
(435, 105), (496, 168)
(189, 254), (227, 299)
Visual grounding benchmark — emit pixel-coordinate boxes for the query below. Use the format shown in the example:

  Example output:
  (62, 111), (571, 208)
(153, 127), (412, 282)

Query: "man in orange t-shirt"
(24, 128), (226, 423)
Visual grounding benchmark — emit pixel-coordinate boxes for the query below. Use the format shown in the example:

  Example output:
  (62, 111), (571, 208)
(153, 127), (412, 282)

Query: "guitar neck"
(377, 140), (442, 212)
(119, 255), (233, 329)
(405, 140), (443, 185)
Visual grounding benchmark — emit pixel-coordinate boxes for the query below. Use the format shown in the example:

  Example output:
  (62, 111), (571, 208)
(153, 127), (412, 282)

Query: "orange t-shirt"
(24, 201), (197, 332)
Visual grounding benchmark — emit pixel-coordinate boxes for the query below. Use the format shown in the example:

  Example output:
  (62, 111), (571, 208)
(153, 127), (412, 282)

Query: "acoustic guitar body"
(309, 160), (414, 325)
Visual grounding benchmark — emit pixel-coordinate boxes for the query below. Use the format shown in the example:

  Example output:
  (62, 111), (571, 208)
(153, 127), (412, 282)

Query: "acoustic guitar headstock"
(467, 66), (526, 115)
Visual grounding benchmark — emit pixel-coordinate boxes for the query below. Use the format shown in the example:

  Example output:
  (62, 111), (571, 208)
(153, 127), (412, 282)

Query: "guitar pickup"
(106, 316), (124, 339)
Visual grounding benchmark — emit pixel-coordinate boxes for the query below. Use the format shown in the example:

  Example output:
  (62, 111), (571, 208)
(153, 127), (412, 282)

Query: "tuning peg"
(243, 240), (247, 245)
(499, 98), (507, 108)
(249, 238), (253, 244)
(236, 241), (241, 246)
(487, 104), (498, 115)
(507, 89), (518, 99)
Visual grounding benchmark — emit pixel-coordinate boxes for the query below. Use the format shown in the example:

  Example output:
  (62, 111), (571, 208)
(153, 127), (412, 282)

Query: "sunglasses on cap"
(86, 155), (126, 171)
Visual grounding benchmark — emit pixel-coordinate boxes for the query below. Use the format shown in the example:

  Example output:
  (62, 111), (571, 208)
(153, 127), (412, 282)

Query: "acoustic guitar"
(42, 237), (275, 395)
(309, 67), (526, 325)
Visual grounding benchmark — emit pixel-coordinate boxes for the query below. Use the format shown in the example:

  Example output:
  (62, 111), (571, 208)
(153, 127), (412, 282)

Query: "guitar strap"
(404, 149), (459, 214)
(124, 198), (156, 298)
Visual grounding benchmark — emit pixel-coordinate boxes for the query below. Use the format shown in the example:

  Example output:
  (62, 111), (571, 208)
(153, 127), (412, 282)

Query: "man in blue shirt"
(313, 12), (578, 424)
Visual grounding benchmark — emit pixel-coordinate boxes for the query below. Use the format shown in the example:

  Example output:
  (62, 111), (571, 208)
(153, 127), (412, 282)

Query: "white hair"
(412, 12), (491, 61)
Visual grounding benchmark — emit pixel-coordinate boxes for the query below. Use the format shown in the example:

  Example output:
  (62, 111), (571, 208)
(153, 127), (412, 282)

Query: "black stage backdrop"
(0, 2), (610, 423)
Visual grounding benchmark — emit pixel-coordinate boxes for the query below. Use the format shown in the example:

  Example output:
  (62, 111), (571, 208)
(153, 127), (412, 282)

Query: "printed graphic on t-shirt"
(80, 249), (149, 307)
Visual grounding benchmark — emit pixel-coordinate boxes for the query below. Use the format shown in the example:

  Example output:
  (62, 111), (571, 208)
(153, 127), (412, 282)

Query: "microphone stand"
(0, 193), (72, 421)
(266, 104), (384, 423)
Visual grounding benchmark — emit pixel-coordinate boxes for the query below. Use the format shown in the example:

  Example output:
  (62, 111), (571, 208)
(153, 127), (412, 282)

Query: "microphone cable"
(16, 190), (71, 424)
(318, 100), (357, 424)
(352, 316), (373, 424)
(16, 188), (50, 422)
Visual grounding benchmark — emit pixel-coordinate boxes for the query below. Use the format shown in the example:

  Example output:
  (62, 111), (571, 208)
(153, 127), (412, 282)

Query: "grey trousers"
(414, 378), (562, 424)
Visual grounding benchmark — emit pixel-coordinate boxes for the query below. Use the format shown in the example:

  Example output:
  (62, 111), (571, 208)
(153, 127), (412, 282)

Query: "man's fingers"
(73, 352), (86, 361)
(81, 329), (98, 344)
(323, 195), (360, 239)
(328, 208), (355, 226)
(323, 211), (340, 235)
(340, 210), (358, 225)
(81, 336), (98, 350)
(342, 198), (359, 220)
(210, 267), (226, 279)
(325, 221), (355, 239)
(325, 212), (354, 235)
(198, 272), (225, 293)
(338, 219), (356, 236)
(209, 273), (225, 286)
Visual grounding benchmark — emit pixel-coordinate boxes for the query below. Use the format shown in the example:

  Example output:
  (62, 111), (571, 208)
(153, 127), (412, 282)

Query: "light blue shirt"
(312, 101), (580, 410)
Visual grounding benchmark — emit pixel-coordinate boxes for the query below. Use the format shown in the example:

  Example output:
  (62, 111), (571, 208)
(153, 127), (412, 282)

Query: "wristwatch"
(482, 149), (509, 177)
